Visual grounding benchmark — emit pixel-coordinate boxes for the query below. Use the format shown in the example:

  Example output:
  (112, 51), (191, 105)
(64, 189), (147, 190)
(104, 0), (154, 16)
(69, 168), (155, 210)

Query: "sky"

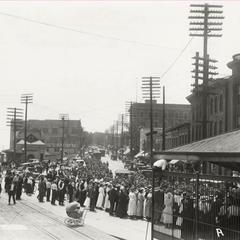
(0, 0), (239, 150)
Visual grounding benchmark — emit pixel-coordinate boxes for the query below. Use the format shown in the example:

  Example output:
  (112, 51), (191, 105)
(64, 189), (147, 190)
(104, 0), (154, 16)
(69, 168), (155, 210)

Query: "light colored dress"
(128, 191), (137, 216)
(144, 192), (152, 218)
(104, 186), (110, 209)
(96, 186), (105, 208)
(162, 192), (173, 224)
(136, 192), (144, 217)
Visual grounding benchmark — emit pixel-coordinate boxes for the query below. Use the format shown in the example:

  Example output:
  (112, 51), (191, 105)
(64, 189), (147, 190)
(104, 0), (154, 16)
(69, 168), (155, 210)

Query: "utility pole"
(191, 52), (218, 139)
(126, 101), (134, 167)
(111, 125), (115, 152)
(120, 114), (124, 159)
(162, 86), (166, 151)
(21, 93), (33, 162)
(142, 76), (160, 240)
(189, 3), (223, 139)
(7, 108), (23, 166)
(129, 102), (133, 160)
(78, 119), (82, 157)
(115, 120), (119, 155)
(59, 114), (69, 162)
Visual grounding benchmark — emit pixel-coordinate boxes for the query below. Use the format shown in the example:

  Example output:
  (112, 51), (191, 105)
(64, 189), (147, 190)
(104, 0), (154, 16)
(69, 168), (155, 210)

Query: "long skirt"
(84, 197), (90, 208)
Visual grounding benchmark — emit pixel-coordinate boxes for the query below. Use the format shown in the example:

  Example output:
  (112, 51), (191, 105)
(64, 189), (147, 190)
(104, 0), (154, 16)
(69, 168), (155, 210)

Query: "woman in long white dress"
(96, 184), (105, 209)
(104, 183), (111, 211)
(162, 191), (173, 228)
(127, 188), (137, 218)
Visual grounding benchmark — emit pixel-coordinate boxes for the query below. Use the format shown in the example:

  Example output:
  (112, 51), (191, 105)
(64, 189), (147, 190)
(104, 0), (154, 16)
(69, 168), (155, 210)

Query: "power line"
(0, 11), (171, 49)
(160, 37), (194, 80)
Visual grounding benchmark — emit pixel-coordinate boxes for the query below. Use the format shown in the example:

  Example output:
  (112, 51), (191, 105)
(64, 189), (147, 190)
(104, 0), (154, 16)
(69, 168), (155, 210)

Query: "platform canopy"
(154, 129), (240, 171)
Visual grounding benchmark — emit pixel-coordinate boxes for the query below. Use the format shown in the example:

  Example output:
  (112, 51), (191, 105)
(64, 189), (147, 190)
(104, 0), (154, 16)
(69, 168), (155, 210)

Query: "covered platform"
(154, 129), (240, 171)
(151, 129), (240, 240)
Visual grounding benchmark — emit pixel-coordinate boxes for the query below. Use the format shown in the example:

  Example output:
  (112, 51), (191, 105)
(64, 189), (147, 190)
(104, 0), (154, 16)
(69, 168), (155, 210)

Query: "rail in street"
(0, 193), (116, 240)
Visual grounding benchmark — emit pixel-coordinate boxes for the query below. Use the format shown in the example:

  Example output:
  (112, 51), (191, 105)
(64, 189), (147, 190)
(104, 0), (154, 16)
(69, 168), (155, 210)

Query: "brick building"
(188, 53), (240, 142)
(130, 101), (191, 153)
(10, 119), (83, 161)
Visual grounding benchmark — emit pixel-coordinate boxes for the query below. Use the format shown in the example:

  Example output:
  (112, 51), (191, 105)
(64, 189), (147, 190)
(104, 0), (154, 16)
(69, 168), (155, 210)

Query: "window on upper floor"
(214, 122), (218, 135)
(209, 122), (213, 137)
(238, 116), (240, 128)
(237, 85), (240, 104)
(214, 96), (218, 114)
(219, 94), (223, 112)
(210, 98), (214, 115)
(52, 128), (58, 134)
(219, 120), (223, 133)
(42, 128), (48, 134)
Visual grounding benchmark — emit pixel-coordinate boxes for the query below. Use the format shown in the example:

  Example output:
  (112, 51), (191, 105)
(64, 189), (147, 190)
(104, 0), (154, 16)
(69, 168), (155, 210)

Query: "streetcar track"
(2, 197), (62, 240)
(16, 199), (98, 240)
(31, 222), (62, 240)
(2, 193), (119, 240)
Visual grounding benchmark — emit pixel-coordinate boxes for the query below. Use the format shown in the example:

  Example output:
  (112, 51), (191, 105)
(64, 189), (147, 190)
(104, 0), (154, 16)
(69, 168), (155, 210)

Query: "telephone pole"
(59, 114), (69, 162)
(162, 86), (166, 151)
(189, 3), (223, 139)
(191, 52), (218, 139)
(142, 76), (160, 240)
(21, 93), (33, 162)
(126, 101), (134, 165)
(7, 108), (23, 166)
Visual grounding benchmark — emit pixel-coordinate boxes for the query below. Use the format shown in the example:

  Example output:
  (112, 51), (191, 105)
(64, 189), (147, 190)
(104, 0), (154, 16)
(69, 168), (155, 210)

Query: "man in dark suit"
(8, 179), (16, 205)
(108, 184), (118, 216)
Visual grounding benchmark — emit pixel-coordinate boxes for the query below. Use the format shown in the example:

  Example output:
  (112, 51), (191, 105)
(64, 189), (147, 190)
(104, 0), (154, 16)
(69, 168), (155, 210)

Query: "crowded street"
(0, 153), (152, 240)
(1, 1), (240, 240)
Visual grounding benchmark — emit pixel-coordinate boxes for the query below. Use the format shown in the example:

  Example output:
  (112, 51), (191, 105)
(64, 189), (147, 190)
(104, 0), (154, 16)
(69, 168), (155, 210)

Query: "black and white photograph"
(0, 1), (240, 240)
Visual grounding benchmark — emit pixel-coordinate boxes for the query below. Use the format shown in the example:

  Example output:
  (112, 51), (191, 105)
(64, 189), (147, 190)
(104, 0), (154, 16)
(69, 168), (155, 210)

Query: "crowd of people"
(153, 176), (240, 240)
(1, 152), (153, 222)
(2, 150), (240, 240)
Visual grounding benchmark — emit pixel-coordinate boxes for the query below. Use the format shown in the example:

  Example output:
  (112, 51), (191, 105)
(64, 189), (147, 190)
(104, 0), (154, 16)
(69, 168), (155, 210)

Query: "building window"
(52, 128), (58, 134)
(238, 85), (240, 104)
(43, 128), (48, 134)
(219, 120), (223, 133)
(192, 107), (195, 121)
(209, 122), (213, 137)
(196, 126), (199, 140)
(199, 104), (202, 119)
(210, 98), (214, 115)
(238, 116), (240, 127)
(214, 96), (218, 113)
(214, 122), (217, 135)
(219, 94), (223, 112)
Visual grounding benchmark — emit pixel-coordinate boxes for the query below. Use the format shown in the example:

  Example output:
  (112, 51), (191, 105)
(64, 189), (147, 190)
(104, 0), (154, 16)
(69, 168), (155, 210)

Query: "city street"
(0, 155), (151, 240)
(0, 189), (151, 240)
(101, 154), (125, 177)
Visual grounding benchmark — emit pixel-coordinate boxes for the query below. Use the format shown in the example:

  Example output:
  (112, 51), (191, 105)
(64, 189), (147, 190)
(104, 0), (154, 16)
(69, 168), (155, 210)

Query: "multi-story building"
(130, 101), (191, 153)
(10, 119), (83, 161)
(188, 54), (240, 142)
(165, 122), (191, 149)
(186, 53), (240, 174)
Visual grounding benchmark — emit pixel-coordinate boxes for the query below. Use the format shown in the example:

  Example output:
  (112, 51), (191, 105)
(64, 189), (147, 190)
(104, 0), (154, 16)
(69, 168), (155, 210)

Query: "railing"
(153, 169), (240, 240)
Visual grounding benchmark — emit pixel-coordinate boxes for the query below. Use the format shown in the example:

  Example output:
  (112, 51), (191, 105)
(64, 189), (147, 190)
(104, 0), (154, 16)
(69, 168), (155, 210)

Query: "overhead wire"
(0, 11), (170, 49)
(160, 37), (194, 81)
